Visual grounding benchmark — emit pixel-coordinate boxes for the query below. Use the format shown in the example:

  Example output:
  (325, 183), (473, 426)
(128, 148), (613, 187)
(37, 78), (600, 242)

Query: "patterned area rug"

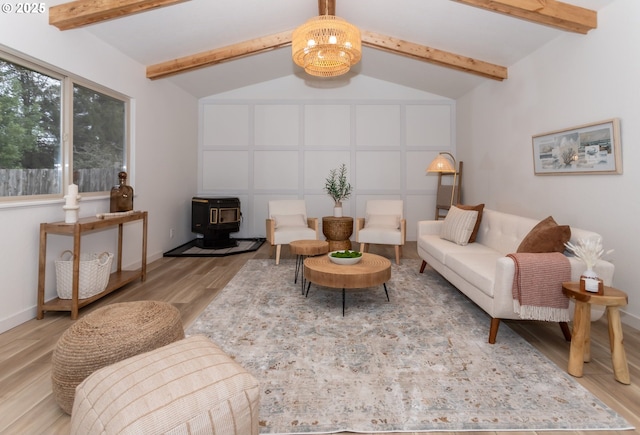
(186, 259), (632, 434)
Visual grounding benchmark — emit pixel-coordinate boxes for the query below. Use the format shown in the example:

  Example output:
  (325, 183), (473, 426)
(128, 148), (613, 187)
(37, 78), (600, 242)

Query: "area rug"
(163, 237), (265, 257)
(186, 259), (632, 434)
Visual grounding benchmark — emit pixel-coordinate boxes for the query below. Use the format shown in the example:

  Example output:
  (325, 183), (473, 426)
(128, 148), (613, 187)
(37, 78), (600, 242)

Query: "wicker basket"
(55, 250), (114, 299)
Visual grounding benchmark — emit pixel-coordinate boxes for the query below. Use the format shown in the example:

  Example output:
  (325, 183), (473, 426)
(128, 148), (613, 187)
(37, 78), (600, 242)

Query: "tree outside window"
(0, 55), (129, 198)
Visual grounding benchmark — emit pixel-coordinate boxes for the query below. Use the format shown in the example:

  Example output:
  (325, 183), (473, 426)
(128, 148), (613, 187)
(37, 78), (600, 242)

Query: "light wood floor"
(1, 242), (638, 435)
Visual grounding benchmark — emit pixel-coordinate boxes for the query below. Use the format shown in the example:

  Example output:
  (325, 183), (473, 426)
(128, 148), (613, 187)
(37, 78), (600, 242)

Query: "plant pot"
(580, 268), (603, 294)
(333, 201), (343, 217)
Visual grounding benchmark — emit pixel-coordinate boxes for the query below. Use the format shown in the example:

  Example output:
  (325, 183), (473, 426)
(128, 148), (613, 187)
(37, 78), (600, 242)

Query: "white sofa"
(417, 208), (615, 343)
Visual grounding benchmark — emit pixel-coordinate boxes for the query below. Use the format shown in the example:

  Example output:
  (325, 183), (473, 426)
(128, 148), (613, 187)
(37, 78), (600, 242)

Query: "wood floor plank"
(0, 242), (637, 434)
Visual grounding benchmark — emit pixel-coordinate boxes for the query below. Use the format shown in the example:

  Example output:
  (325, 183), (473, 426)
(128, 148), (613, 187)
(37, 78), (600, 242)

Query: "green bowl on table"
(328, 250), (363, 265)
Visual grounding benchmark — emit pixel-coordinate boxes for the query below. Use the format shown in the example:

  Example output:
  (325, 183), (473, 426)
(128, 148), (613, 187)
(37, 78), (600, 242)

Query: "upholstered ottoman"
(51, 301), (184, 414)
(70, 335), (261, 435)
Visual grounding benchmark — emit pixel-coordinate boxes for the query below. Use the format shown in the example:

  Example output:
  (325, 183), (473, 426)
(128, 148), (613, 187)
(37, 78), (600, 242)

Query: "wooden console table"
(37, 211), (148, 320)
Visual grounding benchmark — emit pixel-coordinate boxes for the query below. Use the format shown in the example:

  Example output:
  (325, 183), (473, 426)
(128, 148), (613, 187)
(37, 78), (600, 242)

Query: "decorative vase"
(110, 171), (134, 213)
(333, 202), (343, 217)
(580, 267), (603, 294)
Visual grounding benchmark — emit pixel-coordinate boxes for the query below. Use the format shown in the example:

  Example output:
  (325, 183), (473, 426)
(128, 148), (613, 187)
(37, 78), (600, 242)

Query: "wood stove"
(191, 197), (241, 248)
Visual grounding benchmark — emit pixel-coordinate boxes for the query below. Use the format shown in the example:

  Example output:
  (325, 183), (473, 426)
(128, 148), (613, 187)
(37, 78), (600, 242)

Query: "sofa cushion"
(456, 204), (485, 243)
(440, 206), (479, 245)
(446, 251), (503, 297)
(517, 216), (571, 253)
(418, 234), (497, 265)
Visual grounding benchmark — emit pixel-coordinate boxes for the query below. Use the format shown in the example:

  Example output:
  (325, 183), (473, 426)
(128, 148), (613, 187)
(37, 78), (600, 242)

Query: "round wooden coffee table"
(304, 253), (391, 315)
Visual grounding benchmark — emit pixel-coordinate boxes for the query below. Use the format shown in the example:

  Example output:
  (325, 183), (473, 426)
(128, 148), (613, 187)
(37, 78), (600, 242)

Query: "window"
(0, 52), (129, 199)
(72, 84), (127, 193)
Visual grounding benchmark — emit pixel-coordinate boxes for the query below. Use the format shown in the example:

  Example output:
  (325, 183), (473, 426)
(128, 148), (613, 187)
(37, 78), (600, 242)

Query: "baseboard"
(621, 310), (640, 331)
(0, 306), (37, 334)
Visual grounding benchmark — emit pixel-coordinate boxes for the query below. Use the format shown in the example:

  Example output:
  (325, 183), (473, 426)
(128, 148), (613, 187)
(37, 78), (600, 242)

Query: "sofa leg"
(559, 321), (572, 341)
(489, 318), (500, 344)
(419, 260), (427, 273)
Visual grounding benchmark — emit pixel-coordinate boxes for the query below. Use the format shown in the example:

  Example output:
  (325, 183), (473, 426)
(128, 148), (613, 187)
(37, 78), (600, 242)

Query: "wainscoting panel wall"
(199, 99), (455, 242)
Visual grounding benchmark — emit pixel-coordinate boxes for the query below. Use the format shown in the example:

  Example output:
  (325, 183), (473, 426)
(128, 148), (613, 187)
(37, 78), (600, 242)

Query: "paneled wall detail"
(199, 100), (455, 241)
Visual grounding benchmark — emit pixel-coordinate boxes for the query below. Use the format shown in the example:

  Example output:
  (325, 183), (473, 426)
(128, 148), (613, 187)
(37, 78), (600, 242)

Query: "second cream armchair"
(355, 200), (406, 265)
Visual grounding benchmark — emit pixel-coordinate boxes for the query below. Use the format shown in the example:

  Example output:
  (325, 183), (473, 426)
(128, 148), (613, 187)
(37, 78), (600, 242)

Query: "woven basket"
(55, 250), (113, 299)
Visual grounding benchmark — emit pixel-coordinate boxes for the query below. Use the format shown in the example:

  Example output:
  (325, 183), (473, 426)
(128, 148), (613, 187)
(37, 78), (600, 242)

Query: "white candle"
(68, 184), (78, 197)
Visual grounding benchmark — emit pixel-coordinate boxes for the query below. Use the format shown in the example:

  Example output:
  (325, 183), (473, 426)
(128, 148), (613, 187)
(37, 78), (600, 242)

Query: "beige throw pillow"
(273, 214), (307, 228)
(365, 214), (400, 229)
(455, 204), (485, 243)
(440, 206), (479, 246)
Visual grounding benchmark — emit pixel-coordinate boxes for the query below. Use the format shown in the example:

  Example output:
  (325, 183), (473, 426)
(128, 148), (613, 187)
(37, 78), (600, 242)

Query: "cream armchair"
(355, 200), (406, 265)
(266, 200), (319, 264)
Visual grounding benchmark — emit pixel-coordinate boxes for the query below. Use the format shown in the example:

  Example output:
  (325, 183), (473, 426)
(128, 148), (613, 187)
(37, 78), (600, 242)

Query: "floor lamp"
(427, 152), (458, 211)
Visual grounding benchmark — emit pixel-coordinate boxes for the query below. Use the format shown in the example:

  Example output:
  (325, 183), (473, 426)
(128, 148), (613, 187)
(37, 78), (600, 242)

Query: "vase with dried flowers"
(565, 236), (613, 293)
(324, 164), (352, 217)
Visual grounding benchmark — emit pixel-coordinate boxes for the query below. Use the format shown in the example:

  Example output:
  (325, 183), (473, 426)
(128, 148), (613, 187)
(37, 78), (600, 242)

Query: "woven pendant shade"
(292, 15), (361, 77)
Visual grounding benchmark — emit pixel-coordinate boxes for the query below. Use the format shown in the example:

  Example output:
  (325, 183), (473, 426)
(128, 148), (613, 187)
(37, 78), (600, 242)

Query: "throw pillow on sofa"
(455, 204), (485, 242)
(517, 216), (571, 253)
(440, 206), (479, 246)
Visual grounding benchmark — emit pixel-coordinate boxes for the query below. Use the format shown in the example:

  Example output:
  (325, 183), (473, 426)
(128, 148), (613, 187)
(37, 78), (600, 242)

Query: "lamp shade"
(292, 15), (361, 78)
(427, 153), (456, 173)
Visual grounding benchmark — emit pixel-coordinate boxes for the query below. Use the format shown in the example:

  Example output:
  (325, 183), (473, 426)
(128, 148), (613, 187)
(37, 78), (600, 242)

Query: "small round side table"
(562, 281), (630, 385)
(322, 216), (353, 251)
(289, 240), (329, 294)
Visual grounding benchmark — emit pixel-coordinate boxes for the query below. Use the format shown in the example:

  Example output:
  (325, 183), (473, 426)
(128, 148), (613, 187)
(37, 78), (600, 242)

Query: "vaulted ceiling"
(47, 0), (614, 99)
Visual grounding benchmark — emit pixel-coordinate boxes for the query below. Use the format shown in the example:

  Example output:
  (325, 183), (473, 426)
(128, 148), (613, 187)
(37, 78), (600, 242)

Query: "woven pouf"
(71, 335), (260, 435)
(51, 300), (184, 414)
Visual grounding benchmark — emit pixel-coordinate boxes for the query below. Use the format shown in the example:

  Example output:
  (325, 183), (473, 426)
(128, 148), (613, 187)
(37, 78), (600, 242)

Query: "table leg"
(342, 288), (345, 316)
(568, 300), (589, 377)
(607, 307), (630, 384)
(383, 283), (389, 301)
(294, 255), (301, 284)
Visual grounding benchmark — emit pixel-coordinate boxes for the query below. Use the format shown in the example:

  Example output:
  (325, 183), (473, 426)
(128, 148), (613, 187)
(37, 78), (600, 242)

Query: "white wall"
(0, 14), (198, 332)
(198, 75), (455, 242)
(456, 0), (640, 327)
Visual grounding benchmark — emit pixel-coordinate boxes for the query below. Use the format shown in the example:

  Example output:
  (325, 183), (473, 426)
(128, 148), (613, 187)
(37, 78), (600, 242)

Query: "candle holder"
(63, 183), (81, 223)
(63, 204), (80, 224)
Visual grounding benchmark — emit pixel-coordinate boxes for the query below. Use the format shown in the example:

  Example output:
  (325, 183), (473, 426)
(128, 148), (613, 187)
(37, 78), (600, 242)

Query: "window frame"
(0, 47), (131, 203)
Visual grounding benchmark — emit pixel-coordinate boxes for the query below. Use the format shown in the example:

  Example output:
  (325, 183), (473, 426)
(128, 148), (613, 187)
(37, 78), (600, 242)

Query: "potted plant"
(324, 163), (352, 217)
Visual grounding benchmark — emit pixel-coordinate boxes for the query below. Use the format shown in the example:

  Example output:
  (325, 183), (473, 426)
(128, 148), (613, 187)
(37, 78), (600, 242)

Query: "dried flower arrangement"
(564, 235), (613, 271)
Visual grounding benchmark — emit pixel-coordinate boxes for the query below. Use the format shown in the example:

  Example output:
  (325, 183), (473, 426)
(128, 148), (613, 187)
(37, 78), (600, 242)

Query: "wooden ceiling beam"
(49, 0), (190, 30)
(361, 31), (508, 81)
(147, 29), (508, 82)
(452, 0), (596, 34)
(147, 31), (293, 80)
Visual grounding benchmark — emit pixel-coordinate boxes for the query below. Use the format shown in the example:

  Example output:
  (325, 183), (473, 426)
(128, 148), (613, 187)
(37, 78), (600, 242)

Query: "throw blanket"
(507, 252), (571, 322)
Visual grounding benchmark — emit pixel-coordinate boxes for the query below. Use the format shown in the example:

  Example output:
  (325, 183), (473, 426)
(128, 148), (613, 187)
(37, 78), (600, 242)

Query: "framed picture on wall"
(532, 118), (622, 175)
